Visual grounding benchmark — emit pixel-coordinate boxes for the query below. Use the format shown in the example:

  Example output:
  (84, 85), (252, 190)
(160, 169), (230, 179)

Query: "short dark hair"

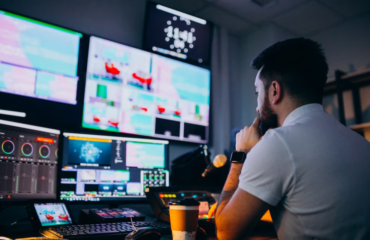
(251, 38), (328, 104)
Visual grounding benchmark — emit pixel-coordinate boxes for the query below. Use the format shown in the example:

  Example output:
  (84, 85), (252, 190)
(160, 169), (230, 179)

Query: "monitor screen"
(82, 36), (210, 143)
(0, 120), (60, 201)
(60, 132), (169, 201)
(0, 10), (82, 104)
(34, 203), (72, 227)
(143, 2), (212, 65)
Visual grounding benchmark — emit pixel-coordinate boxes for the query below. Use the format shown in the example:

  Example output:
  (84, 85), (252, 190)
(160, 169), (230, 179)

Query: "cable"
(0, 217), (30, 233)
(0, 205), (9, 212)
(130, 216), (137, 232)
(10, 217), (29, 227)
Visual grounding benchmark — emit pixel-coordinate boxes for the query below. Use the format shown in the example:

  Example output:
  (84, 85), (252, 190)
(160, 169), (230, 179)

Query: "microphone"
(202, 154), (227, 178)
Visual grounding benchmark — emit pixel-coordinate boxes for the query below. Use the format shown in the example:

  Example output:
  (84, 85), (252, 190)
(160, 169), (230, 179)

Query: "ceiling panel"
(273, 1), (343, 35)
(196, 5), (253, 34)
(211, 0), (309, 23)
(153, 0), (370, 36)
(318, 0), (370, 18)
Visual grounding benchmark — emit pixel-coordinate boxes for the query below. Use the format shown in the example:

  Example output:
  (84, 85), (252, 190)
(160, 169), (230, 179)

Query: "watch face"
(231, 151), (246, 163)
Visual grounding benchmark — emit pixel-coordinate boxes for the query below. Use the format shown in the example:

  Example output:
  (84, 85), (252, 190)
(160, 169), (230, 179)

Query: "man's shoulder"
(262, 113), (370, 160)
(250, 128), (291, 158)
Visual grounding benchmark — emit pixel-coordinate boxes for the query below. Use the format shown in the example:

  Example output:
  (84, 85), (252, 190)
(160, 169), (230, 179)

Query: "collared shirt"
(239, 104), (370, 240)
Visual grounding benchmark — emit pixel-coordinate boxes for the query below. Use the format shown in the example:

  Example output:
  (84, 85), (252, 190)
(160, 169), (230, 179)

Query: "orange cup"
(169, 199), (200, 240)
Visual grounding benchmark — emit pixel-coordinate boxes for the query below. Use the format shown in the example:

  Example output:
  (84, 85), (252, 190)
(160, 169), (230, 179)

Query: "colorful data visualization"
(35, 203), (72, 227)
(126, 142), (165, 168)
(83, 36), (210, 143)
(0, 10), (81, 104)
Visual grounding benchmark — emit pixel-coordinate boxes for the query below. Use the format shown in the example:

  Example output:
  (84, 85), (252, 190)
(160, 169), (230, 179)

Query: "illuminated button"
(192, 195), (197, 198)
(164, 194), (169, 198)
(159, 194), (165, 198)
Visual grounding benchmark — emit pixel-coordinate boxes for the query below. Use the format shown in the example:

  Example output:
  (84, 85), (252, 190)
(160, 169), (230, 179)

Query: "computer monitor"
(59, 132), (169, 202)
(0, 9), (82, 104)
(0, 119), (60, 201)
(143, 2), (212, 66)
(82, 36), (211, 144)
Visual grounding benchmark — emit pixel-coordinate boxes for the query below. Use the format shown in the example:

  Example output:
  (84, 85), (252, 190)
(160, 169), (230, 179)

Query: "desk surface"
(2, 226), (277, 240)
(1, 228), (277, 240)
(0, 203), (277, 240)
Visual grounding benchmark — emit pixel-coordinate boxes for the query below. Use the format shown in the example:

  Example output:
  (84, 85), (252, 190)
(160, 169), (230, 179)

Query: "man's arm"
(215, 164), (270, 240)
(216, 163), (243, 215)
(215, 117), (271, 240)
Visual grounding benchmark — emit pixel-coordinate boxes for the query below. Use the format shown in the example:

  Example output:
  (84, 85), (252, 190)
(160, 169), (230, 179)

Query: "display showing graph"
(35, 71), (78, 104)
(127, 182), (141, 195)
(82, 36), (210, 143)
(35, 203), (72, 227)
(0, 63), (37, 95)
(80, 170), (96, 182)
(126, 142), (165, 168)
(0, 10), (81, 104)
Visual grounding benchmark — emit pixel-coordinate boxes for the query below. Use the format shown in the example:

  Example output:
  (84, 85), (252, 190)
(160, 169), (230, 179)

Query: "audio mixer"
(0, 120), (60, 201)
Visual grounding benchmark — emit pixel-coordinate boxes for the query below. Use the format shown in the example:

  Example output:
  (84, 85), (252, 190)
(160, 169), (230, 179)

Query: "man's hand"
(236, 117), (262, 153)
(208, 203), (217, 219)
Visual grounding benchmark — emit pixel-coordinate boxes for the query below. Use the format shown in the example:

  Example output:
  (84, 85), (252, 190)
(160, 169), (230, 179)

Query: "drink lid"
(169, 198), (200, 206)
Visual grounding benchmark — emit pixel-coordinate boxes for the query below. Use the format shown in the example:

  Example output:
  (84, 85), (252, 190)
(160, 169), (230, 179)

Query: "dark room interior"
(0, 0), (369, 240)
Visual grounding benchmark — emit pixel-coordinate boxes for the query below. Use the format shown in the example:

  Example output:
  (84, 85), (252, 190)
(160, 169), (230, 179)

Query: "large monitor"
(0, 120), (60, 201)
(143, 2), (212, 66)
(0, 10), (82, 104)
(60, 132), (169, 201)
(82, 36), (211, 143)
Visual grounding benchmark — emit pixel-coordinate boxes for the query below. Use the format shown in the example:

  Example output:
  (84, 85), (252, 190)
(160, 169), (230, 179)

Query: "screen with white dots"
(143, 2), (212, 66)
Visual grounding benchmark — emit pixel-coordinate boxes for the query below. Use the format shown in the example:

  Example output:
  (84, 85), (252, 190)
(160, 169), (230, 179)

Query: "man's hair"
(251, 38), (328, 104)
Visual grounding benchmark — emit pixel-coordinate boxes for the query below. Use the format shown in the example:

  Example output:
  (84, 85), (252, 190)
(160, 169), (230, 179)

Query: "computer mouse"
(125, 227), (161, 240)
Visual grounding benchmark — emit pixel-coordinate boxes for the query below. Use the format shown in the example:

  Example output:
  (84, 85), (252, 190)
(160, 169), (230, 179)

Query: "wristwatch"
(230, 151), (247, 164)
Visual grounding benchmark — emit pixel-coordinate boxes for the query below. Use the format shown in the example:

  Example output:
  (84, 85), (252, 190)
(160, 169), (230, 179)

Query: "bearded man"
(215, 38), (370, 240)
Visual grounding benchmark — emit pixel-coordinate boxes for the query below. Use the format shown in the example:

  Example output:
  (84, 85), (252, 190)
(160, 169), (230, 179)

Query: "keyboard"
(40, 221), (171, 239)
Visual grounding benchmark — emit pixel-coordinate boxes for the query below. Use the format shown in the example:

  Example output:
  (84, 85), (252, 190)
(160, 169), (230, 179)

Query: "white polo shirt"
(239, 104), (370, 240)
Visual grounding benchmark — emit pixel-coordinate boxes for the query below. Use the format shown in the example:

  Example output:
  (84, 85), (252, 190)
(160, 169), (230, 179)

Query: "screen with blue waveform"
(67, 139), (111, 166)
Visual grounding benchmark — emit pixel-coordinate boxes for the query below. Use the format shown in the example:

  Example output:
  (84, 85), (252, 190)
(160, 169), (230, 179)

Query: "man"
(215, 38), (370, 240)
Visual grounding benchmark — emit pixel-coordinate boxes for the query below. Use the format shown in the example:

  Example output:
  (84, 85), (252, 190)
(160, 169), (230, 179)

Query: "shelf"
(324, 68), (370, 94)
(350, 122), (370, 142)
(350, 122), (370, 131)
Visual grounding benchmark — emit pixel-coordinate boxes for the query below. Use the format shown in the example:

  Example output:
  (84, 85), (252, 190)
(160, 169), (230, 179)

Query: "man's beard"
(258, 94), (278, 134)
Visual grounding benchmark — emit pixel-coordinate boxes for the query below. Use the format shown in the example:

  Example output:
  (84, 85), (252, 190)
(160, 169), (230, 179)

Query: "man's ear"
(270, 80), (282, 104)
